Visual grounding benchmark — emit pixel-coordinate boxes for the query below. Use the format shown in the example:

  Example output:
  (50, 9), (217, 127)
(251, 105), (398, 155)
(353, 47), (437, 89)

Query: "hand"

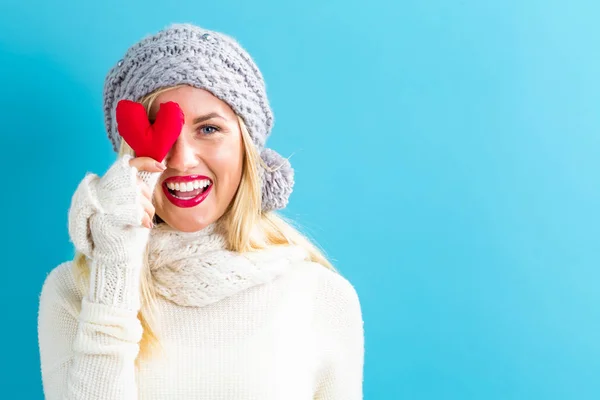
(67, 154), (166, 309)
(87, 154), (165, 262)
(128, 156), (166, 228)
(68, 154), (166, 263)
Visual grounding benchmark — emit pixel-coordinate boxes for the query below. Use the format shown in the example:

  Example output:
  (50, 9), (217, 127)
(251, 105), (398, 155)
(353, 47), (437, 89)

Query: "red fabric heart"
(116, 100), (184, 162)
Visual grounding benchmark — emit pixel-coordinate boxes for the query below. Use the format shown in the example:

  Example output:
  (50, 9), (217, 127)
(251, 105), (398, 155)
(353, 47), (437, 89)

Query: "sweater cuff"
(87, 259), (144, 312)
(79, 297), (144, 343)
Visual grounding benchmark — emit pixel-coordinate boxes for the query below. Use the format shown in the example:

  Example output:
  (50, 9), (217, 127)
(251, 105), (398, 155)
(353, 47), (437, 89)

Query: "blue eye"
(198, 125), (219, 135)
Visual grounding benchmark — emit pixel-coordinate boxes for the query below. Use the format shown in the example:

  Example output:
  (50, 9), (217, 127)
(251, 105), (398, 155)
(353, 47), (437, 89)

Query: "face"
(151, 85), (244, 232)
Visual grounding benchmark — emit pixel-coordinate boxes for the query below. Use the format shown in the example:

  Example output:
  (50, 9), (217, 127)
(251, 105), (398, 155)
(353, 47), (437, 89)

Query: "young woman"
(38, 22), (364, 399)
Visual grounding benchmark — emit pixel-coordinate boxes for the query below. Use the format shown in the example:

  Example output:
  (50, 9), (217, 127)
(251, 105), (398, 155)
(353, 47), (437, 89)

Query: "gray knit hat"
(102, 23), (293, 211)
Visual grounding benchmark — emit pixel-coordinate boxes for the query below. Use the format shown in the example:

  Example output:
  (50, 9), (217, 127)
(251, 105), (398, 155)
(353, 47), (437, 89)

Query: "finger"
(137, 177), (152, 200)
(141, 213), (152, 229)
(139, 195), (155, 221)
(129, 156), (166, 173)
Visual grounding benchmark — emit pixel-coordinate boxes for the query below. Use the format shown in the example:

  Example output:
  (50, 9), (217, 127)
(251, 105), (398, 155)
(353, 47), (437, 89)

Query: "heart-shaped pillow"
(116, 99), (184, 162)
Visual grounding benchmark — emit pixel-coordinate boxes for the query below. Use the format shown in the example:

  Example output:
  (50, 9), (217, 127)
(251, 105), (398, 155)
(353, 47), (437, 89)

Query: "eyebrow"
(192, 112), (226, 124)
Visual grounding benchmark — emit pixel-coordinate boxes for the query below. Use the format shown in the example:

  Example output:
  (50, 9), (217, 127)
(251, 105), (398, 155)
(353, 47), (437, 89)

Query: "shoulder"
(39, 261), (84, 314)
(296, 261), (361, 302)
(293, 261), (363, 333)
(309, 262), (360, 303)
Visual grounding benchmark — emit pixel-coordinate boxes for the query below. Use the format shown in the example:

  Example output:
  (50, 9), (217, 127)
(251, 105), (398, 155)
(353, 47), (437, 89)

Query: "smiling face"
(151, 85), (244, 232)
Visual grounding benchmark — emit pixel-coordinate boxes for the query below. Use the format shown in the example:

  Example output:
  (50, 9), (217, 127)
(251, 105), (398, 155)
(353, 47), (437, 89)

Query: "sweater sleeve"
(38, 262), (143, 400)
(313, 268), (365, 400)
(68, 156), (160, 311)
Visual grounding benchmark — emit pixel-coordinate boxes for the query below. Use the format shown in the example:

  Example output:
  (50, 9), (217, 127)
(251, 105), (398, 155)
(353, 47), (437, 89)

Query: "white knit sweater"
(37, 158), (364, 399)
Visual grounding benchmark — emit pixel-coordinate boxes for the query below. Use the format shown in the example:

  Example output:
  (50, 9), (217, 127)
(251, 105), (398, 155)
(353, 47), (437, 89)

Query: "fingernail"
(156, 161), (166, 170)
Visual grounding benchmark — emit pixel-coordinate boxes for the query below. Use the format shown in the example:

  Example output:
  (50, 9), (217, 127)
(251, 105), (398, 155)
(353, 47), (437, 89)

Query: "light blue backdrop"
(1, 0), (598, 398)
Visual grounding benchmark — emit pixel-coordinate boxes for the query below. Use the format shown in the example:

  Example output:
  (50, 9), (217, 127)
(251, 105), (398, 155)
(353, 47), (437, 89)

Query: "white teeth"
(166, 179), (211, 192)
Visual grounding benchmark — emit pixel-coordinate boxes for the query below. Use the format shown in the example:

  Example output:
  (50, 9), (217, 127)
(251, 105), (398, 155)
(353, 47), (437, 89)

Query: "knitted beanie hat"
(102, 23), (293, 211)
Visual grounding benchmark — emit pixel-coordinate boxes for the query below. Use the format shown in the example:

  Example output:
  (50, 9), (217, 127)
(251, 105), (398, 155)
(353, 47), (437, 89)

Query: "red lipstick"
(162, 175), (213, 208)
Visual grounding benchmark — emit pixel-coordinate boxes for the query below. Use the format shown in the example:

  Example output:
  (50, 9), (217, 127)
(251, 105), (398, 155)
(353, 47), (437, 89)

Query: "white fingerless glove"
(68, 155), (162, 310)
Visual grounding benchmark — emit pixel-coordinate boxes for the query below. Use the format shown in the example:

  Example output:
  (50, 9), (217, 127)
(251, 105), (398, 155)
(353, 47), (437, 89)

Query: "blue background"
(1, 0), (599, 398)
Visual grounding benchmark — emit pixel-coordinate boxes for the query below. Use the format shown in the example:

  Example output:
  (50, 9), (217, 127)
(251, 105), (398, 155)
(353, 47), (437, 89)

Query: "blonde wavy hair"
(71, 84), (336, 367)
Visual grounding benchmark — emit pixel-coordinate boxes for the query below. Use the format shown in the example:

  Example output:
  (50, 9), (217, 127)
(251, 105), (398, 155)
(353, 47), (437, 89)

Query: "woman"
(38, 23), (364, 399)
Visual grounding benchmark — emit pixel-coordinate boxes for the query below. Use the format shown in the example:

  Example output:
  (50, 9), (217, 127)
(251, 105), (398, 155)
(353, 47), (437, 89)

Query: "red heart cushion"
(116, 100), (184, 162)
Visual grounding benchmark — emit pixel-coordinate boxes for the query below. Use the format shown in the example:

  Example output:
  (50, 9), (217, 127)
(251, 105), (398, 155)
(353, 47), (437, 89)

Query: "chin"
(156, 208), (217, 232)
(166, 219), (212, 233)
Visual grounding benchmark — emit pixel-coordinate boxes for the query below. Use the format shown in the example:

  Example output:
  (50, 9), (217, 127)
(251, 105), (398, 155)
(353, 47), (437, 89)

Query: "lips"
(162, 175), (213, 208)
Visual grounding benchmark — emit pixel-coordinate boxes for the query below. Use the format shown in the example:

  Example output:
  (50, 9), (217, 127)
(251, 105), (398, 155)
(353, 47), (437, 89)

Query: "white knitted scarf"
(146, 222), (309, 307)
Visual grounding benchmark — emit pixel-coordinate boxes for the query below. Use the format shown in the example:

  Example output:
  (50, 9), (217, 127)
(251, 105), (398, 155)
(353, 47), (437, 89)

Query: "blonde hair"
(71, 84), (336, 367)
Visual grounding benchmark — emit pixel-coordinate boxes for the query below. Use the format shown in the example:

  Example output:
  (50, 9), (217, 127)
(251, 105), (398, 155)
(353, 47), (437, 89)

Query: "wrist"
(90, 214), (150, 265)
(87, 258), (143, 310)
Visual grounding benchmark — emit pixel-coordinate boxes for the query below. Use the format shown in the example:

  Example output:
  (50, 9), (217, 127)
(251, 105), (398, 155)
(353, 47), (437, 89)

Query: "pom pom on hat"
(260, 148), (294, 211)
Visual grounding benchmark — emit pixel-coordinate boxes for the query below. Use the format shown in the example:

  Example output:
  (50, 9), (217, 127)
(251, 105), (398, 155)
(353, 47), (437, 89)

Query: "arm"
(38, 263), (143, 399)
(38, 156), (160, 399)
(313, 269), (365, 400)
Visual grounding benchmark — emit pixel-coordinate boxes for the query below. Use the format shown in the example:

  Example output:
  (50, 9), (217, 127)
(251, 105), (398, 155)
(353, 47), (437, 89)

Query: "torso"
(135, 263), (323, 399)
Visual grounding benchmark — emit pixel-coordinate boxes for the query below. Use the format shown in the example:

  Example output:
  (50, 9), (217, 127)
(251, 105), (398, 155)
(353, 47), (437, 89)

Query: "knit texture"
(260, 148), (294, 210)
(102, 22), (291, 211)
(103, 23), (273, 153)
(148, 222), (309, 307)
(68, 155), (162, 311)
(43, 170), (364, 397)
(38, 258), (364, 399)
(44, 130), (365, 398)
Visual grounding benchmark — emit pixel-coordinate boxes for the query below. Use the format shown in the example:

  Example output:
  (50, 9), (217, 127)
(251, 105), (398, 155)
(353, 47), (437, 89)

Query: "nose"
(165, 134), (197, 172)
